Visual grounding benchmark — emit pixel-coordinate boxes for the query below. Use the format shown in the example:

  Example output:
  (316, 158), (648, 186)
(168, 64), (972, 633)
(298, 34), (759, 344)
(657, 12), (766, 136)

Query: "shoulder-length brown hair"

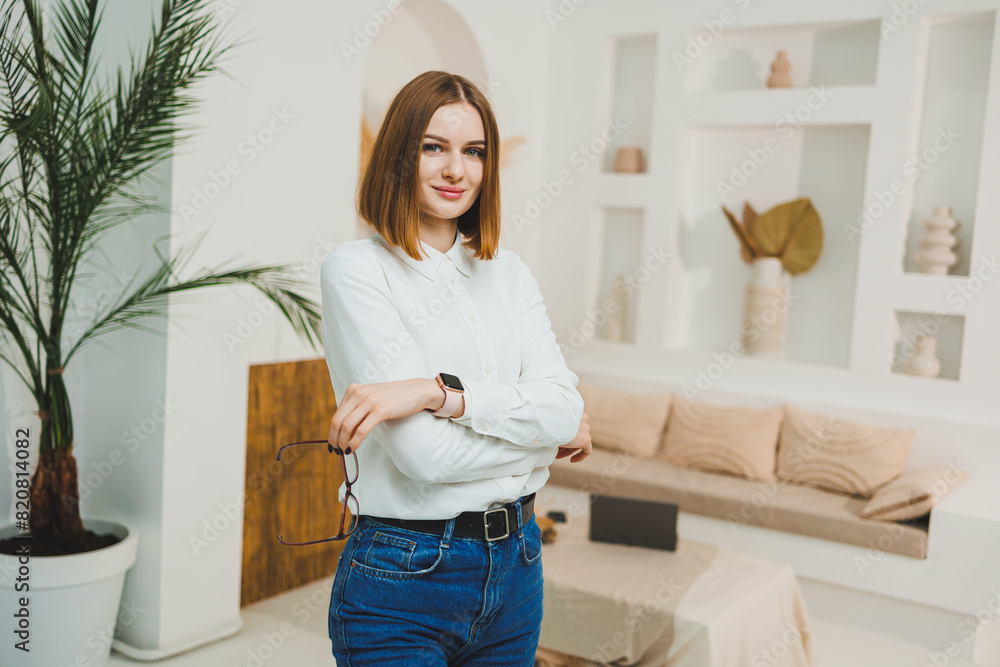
(358, 70), (501, 261)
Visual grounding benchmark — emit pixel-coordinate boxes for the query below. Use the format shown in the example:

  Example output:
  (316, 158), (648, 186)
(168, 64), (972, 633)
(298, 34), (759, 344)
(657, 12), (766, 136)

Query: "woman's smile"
(433, 185), (465, 200)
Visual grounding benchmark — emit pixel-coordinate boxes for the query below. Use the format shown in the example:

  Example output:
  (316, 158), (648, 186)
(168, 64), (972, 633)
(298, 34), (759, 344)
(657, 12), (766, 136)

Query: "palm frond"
(64, 235), (322, 364)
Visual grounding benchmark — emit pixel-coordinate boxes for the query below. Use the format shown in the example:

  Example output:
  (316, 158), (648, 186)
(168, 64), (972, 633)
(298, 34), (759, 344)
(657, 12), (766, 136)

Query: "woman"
(321, 70), (591, 666)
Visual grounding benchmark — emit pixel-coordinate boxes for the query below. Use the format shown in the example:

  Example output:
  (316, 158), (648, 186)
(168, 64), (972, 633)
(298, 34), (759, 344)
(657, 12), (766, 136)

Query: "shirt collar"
(373, 229), (472, 280)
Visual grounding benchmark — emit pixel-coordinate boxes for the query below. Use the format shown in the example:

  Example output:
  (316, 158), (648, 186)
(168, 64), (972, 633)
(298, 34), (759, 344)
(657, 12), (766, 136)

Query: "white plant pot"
(0, 517), (138, 667)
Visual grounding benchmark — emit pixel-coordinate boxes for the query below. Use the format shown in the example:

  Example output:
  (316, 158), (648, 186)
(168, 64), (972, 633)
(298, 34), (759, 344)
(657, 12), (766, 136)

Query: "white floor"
(107, 576), (976, 667)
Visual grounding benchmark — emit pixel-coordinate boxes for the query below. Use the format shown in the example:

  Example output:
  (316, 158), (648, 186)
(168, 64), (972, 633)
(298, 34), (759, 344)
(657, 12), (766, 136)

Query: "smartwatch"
(428, 372), (464, 418)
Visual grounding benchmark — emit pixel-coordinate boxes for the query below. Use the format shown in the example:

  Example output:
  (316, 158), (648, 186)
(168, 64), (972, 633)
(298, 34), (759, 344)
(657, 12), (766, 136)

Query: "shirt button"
(448, 277), (457, 286)
(481, 421), (491, 431)
(468, 315), (477, 324)
(484, 364), (493, 374)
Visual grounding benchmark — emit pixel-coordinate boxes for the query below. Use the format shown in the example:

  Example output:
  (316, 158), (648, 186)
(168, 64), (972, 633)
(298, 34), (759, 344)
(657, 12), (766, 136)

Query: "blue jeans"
(328, 495), (544, 666)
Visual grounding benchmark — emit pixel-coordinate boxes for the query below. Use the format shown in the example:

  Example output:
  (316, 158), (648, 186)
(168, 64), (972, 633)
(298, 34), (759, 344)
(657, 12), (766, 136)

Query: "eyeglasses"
(274, 440), (359, 546)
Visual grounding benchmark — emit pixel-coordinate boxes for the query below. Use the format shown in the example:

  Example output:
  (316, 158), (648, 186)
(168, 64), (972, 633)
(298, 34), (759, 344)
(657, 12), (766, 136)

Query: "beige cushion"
(548, 448), (929, 559)
(862, 465), (968, 521)
(777, 405), (915, 498)
(656, 398), (783, 481)
(576, 379), (671, 459)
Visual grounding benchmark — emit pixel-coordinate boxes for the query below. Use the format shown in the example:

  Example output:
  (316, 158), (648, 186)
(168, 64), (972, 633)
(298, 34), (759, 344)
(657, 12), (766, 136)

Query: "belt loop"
(442, 516), (455, 548)
(514, 496), (525, 532)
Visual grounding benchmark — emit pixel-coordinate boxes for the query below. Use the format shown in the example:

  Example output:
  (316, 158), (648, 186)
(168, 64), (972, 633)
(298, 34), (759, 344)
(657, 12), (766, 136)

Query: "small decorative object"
(602, 274), (627, 341)
(537, 515), (560, 544)
(914, 206), (959, 275)
(767, 49), (792, 88)
(612, 146), (644, 173)
(904, 333), (941, 378)
(721, 198), (823, 357)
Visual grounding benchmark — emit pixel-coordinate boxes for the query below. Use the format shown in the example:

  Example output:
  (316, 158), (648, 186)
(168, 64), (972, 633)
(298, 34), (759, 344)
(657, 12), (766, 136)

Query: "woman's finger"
(347, 412), (381, 455)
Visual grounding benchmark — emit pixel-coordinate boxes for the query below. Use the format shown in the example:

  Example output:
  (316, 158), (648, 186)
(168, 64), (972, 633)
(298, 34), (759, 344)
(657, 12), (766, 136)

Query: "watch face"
(439, 372), (464, 391)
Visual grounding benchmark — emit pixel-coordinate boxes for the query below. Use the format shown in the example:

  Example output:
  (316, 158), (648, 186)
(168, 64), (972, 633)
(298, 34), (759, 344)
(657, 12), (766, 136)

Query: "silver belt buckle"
(484, 507), (510, 542)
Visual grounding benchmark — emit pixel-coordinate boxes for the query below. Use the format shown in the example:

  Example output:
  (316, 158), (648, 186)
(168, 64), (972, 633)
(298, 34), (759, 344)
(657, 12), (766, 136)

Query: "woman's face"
(415, 102), (485, 228)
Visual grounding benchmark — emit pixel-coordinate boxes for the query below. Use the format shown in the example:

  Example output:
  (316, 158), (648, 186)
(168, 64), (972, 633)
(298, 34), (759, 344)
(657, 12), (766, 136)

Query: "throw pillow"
(576, 379), (671, 459)
(656, 397), (783, 481)
(861, 464), (967, 521)
(776, 404), (915, 498)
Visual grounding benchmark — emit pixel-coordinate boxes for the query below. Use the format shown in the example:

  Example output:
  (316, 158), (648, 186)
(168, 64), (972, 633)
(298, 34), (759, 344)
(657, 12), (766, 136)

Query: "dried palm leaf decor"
(721, 197), (824, 275)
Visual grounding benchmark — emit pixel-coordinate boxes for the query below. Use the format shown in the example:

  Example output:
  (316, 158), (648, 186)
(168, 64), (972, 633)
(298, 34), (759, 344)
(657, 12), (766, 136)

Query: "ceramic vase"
(904, 333), (941, 378)
(741, 257), (789, 357)
(612, 146), (644, 173)
(914, 206), (958, 275)
(767, 50), (792, 88)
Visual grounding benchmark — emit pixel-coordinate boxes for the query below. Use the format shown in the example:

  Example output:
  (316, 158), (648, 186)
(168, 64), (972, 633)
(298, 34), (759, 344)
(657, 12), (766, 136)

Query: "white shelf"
(540, 3), (1000, 424)
(679, 86), (878, 126)
(682, 18), (881, 92)
(603, 33), (656, 173)
(892, 274), (976, 316)
(902, 12), (995, 278)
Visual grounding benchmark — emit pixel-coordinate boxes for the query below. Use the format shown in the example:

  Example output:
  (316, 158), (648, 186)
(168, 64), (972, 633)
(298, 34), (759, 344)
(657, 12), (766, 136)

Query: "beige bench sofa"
(547, 447), (928, 558)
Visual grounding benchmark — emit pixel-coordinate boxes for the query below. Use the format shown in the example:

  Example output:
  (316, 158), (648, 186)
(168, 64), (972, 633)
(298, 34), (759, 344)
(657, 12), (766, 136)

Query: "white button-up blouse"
(320, 229), (584, 519)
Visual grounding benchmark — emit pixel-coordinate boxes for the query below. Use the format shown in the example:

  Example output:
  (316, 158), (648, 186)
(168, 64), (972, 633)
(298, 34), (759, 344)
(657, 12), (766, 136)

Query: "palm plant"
(0, 0), (321, 553)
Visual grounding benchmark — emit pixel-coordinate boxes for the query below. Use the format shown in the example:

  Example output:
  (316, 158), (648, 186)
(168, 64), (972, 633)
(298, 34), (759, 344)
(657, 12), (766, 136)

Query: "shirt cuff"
(450, 384), (474, 427)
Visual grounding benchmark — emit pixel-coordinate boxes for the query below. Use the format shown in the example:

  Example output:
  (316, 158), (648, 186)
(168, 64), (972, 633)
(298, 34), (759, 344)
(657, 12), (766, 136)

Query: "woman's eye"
(423, 143), (441, 153)
(465, 147), (484, 158)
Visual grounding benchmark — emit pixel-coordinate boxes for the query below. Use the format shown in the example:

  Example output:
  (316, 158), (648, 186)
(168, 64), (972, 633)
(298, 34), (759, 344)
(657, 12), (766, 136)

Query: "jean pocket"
(350, 524), (445, 579)
(519, 516), (543, 566)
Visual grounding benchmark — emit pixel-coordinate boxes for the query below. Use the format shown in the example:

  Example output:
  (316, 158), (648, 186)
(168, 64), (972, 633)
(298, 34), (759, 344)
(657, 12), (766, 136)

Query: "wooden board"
(241, 358), (346, 607)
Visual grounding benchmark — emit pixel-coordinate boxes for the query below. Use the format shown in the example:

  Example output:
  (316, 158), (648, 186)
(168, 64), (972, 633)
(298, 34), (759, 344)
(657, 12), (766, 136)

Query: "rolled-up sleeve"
(321, 250), (555, 485)
(452, 258), (584, 448)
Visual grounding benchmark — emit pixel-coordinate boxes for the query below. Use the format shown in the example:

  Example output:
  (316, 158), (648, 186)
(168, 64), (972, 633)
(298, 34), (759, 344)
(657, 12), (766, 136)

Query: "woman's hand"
(555, 411), (591, 463)
(328, 378), (440, 455)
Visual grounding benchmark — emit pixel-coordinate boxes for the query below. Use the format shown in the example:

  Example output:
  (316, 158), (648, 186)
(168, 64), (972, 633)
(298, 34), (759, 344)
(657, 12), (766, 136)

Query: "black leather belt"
(366, 493), (535, 542)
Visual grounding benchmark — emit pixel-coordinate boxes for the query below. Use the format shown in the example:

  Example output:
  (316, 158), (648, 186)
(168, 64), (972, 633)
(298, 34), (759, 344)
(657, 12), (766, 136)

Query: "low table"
(533, 485), (813, 667)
